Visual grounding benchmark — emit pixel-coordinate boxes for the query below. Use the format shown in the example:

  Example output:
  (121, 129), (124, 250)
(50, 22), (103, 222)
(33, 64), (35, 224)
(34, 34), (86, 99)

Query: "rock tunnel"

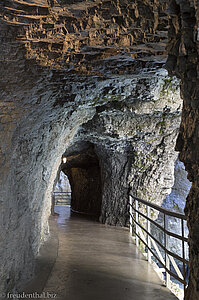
(61, 143), (102, 218)
(0, 0), (199, 299)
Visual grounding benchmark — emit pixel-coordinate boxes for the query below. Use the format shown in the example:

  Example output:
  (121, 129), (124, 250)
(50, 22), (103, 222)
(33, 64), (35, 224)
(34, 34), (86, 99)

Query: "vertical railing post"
(135, 199), (139, 247)
(128, 194), (189, 295)
(129, 195), (133, 235)
(181, 218), (186, 294)
(147, 206), (151, 263)
(52, 192), (56, 205)
(164, 213), (170, 288)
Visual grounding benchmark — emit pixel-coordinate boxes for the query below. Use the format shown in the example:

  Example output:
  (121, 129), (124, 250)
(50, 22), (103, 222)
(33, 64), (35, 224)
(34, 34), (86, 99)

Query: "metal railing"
(129, 194), (189, 295)
(53, 191), (71, 205)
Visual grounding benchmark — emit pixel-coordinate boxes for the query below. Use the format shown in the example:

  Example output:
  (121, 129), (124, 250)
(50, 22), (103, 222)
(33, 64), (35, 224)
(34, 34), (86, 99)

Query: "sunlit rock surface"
(54, 171), (71, 192)
(152, 159), (191, 264)
(163, 159), (192, 214)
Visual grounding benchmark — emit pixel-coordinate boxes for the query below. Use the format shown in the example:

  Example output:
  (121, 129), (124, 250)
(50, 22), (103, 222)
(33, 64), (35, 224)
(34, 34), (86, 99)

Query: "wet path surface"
(31, 206), (177, 300)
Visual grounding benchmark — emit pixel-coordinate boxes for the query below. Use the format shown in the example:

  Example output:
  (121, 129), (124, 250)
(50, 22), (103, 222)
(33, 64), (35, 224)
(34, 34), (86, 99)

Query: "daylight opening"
(52, 143), (102, 219)
(53, 171), (72, 207)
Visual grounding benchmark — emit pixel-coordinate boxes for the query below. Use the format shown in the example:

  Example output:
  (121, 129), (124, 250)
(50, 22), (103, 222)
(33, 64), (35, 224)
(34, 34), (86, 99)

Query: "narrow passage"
(28, 207), (177, 300)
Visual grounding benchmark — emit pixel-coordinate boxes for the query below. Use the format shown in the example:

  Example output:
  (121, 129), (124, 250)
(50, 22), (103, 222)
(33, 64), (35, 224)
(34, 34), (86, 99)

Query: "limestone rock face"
(153, 159), (191, 262)
(164, 159), (192, 214)
(0, 0), (183, 294)
(166, 0), (199, 299)
(0, 0), (168, 73)
(54, 171), (71, 192)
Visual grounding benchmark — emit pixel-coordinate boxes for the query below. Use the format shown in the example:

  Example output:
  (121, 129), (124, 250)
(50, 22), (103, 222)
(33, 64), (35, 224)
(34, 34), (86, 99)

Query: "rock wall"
(163, 159), (191, 259)
(152, 159), (191, 270)
(0, 0), (168, 72)
(0, 0), (184, 294)
(163, 158), (192, 215)
(166, 0), (199, 299)
(54, 171), (71, 193)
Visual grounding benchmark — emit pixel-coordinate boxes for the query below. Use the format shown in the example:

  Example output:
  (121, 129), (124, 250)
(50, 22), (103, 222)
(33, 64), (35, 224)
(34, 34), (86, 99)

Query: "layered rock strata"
(0, 0), (183, 294)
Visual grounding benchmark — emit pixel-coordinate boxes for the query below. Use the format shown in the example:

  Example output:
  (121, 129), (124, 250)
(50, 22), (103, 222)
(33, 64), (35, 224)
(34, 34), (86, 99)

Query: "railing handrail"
(130, 193), (187, 220)
(129, 193), (189, 298)
(53, 191), (71, 194)
(53, 191), (71, 205)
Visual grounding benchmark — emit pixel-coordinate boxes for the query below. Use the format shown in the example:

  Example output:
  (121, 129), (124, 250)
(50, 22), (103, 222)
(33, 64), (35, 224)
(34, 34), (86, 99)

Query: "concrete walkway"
(25, 206), (177, 300)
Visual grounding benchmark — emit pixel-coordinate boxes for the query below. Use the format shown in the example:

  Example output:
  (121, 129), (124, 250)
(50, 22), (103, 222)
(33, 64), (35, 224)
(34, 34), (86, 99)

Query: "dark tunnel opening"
(61, 143), (102, 219)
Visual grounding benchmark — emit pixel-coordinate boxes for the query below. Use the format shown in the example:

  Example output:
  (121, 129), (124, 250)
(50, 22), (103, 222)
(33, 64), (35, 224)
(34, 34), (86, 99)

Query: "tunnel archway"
(61, 143), (102, 219)
(1, 0), (197, 296)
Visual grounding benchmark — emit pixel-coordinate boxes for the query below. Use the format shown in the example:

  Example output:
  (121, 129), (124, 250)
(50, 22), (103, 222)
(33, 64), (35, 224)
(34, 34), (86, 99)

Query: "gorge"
(0, 0), (199, 299)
